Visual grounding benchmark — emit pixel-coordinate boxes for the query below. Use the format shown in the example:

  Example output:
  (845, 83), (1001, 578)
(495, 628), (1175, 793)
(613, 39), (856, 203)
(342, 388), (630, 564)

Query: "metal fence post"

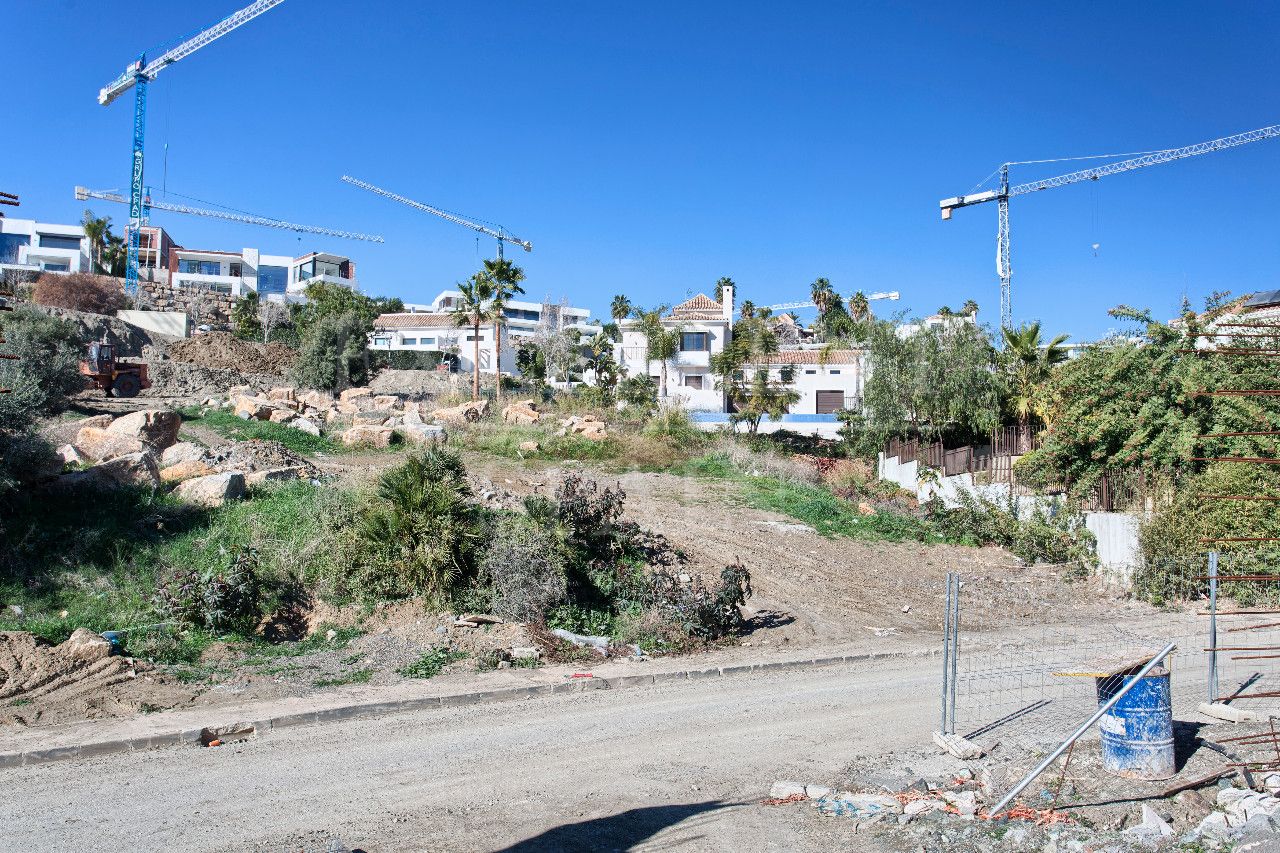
(949, 575), (961, 734)
(1208, 551), (1219, 704)
(940, 573), (953, 733)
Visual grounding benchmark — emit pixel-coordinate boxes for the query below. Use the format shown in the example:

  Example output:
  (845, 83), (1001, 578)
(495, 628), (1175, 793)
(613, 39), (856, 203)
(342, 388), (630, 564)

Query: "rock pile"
(501, 399), (540, 425)
(558, 414), (608, 440)
(223, 385), (447, 448)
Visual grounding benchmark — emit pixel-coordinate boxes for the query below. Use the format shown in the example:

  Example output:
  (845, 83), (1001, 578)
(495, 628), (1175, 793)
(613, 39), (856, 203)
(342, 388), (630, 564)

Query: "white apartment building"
(618, 285), (868, 415)
(166, 245), (358, 302)
(0, 218), (89, 274)
(425, 289), (593, 341)
(370, 311), (516, 375)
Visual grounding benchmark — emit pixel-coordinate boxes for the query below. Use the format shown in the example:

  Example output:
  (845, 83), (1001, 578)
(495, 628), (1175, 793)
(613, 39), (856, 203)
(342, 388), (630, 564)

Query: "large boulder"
(56, 444), (87, 466)
(75, 414), (114, 430)
(57, 628), (113, 664)
(561, 415), (608, 440)
(397, 424), (447, 447)
(160, 441), (206, 467)
(105, 410), (181, 450)
(372, 395), (400, 411)
(173, 471), (246, 508)
(352, 410), (388, 426)
(268, 408), (297, 424)
(267, 387), (296, 402)
(299, 389), (332, 410)
(74, 426), (146, 463)
(54, 452), (161, 491)
(339, 387), (372, 403)
(502, 400), (541, 425)
(291, 417), (321, 437)
(340, 425), (395, 448)
(432, 399), (487, 425)
(159, 459), (216, 484)
(232, 395), (275, 421)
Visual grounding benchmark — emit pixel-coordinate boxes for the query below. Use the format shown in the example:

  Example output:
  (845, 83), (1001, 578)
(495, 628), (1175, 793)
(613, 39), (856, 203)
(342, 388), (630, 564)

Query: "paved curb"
(0, 648), (935, 769)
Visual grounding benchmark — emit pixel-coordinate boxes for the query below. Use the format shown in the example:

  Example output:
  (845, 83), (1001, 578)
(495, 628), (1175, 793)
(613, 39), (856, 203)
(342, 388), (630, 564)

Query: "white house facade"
(370, 311), (516, 375)
(423, 290), (592, 342)
(618, 290), (735, 411)
(0, 218), (89, 274)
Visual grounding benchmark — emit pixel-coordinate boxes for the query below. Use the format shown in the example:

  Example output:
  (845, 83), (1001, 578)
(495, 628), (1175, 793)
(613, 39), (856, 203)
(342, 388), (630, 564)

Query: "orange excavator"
(79, 340), (150, 398)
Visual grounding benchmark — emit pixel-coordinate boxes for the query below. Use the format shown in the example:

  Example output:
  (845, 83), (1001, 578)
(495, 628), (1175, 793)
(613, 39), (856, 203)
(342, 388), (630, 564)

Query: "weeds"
(399, 647), (465, 679)
(179, 407), (338, 456)
(313, 668), (373, 688)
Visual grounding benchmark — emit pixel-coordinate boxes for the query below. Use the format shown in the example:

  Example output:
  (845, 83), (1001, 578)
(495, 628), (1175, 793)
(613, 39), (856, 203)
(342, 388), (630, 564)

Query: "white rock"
(768, 781), (806, 800)
(804, 784), (831, 799)
(160, 441), (205, 467)
(173, 471), (246, 508)
(292, 418), (321, 437)
(1122, 804), (1173, 844)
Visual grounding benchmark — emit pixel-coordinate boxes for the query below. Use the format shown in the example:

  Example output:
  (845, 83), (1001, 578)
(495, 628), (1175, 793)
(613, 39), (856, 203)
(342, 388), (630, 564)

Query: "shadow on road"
(491, 800), (730, 852)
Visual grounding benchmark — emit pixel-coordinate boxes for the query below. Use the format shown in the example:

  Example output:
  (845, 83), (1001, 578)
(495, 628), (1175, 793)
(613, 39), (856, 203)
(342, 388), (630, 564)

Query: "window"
(684, 374), (704, 390)
(0, 233), (29, 264)
(258, 264), (288, 296)
(229, 262), (242, 277)
(467, 334), (483, 342)
(780, 367), (795, 383)
(42, 263), (70, 273)
(804, 369), (817, 375)
(421, 337), (436, 346)
(372, 336), (391, 347)
(402, 338), (417, 346)
(39, 234), (82, 250)
(681, 332), (708, 352)
(179, 259), (223, 276)
(830, 369), (841, 375)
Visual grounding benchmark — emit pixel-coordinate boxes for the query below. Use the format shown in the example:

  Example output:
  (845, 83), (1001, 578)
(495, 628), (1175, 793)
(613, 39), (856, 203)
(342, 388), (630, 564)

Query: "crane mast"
(341, 175), (532, 259)
(75, 186), (385, 243)
(98, 0), (286, 296)
(940, 123), (1280, 330)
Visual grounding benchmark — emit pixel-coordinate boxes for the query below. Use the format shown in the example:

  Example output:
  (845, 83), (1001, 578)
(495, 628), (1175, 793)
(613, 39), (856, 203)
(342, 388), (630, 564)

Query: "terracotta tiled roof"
(374, 312), (461, 330)
(752, 349), (864, 366)
(670, 293), (724, 319)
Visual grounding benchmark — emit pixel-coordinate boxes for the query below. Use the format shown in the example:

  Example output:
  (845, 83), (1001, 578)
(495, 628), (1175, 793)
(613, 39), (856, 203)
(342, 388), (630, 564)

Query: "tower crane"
(940, 123), (1280, 331)
(98, 0), (287, 296)
(341, 175), (532, 259)
(75, 187), (384, 243)
(763, 291), (899, 313)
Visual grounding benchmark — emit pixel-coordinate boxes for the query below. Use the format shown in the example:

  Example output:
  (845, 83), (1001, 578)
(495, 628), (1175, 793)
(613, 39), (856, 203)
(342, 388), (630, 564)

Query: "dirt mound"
(30, 304), (171, 357)
(368, 368), (469, 399)
(169, 332), (296, 374)
(203, 439), (320, 476)
(0, 630), (134, 725)
(144, 360), (289, 401)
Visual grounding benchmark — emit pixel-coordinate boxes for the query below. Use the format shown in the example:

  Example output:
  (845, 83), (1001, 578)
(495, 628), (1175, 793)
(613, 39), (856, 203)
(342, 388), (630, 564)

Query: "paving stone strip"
(0, 648), (935, 769)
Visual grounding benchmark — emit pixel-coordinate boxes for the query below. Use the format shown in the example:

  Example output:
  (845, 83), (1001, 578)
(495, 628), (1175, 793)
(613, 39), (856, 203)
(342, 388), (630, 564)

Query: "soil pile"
(169, 332), (296, 374)
(143, 361), (289, 401)
(0, 630), (149, 727)
(203, 439), (320, 476)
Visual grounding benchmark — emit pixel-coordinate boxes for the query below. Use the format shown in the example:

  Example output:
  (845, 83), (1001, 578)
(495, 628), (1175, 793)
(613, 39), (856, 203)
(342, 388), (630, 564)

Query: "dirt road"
(2, 654), (943, 853)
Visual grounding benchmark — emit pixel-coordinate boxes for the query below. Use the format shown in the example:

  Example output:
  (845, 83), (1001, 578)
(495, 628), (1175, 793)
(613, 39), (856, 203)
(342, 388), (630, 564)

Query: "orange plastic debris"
(207, 739), (222, 748)
(760, 794), (808, 806)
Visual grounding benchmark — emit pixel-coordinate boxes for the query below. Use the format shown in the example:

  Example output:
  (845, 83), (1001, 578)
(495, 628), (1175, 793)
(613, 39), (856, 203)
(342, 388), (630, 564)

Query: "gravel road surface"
(1, 654), (939, 853)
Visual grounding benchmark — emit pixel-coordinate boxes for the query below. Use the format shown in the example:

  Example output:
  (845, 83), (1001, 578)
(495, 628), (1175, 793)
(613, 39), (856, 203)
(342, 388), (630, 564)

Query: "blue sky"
(9, 1), (1280, 340)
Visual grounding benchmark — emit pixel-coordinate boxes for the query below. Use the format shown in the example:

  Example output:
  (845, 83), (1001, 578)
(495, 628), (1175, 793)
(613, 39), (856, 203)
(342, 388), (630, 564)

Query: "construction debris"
(501, 399), (541, 425)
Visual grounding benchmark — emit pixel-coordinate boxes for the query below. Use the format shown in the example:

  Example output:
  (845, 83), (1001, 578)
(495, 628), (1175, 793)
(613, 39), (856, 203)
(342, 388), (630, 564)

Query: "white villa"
(618, 285), (869, 416)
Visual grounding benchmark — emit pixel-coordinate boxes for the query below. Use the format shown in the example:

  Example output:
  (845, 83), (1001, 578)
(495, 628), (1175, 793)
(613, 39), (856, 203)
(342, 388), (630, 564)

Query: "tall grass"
(181, 407), (338, 455)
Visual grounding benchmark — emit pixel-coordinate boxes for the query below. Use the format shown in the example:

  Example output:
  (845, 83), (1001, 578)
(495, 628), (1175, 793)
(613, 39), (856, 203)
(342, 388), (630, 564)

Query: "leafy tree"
(714, 276), (735, 302)
(633, 306), (681, 398)
(728, 369), (800, 434)
(739, 300), (756, 320)
(0, 308), (83, 432)
(1001, 322), (1069, 428)
(610, 294), (633, 322)
(292, 310), (369, 391)
(584, 333), (619, 394)
(483, 258), (526, 401)
(80, 210), (111, 275)
(863, 317), (1001, 443)
(232, 291), (264, 341)
(451, 273), (496, 401)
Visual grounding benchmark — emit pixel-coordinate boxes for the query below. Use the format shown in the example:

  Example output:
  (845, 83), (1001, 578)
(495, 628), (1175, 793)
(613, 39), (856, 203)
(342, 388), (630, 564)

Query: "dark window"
(804, 369), (817, 375)
(229, 262), (242, 277)
(780, 366), (796, 383)
(816, 390), (844, 414)
(830, 369), (841, 375)
(684, 374), (704, 390)
(179, 259), (222, 275)
(681, 332), (708, 352)
(39, 234), (82, 250)
(258, 264), (288, 296)
(0, 233), (29, 264)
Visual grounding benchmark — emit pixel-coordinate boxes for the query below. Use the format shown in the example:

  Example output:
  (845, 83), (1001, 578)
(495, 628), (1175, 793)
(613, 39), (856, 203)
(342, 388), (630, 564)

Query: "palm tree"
(482, 258), (526, 401)
(81, 210), (111, 274)
(739, 299), (756, 320)
(101, 234), (127, 277)
(634, 306), (681, 398)
(961, 299), (979, 317)
(451, 272), (496, 401)
(1001, 322), (1069, 428)
(714, 276), (735, 302)
(848, 291), (871, 322)
(810, 278), (835, 315)
(610, 294), (633, 322)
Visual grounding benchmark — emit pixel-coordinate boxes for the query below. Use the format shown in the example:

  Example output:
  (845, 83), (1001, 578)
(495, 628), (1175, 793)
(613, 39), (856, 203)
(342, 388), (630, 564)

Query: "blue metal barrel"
(1095, 667), (1175, 780)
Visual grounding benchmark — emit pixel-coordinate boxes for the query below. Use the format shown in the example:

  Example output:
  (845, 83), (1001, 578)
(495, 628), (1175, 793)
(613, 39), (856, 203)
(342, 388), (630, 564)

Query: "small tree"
(292, 310), (369, 391)
(634, 306), (681, 398)
(483, 258), (526, 401)
(259, 298), (291, 344)
(0, 308), (84, 432)
(728, 369), (800, 434)
(232, 291), (264, 340)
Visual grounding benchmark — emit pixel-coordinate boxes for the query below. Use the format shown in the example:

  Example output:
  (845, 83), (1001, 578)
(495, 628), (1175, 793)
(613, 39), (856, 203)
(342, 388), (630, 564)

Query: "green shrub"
(482, 514), (568, 622)
(618, 375), (658, 411)
(926, 491), (1096, 568)
(153, 546), (262, 633)
(350, 450), (480, 601)
(399, 647), (465, 678)
(641, 406), (704, 445)
(0, 307), (83, 432)
(387, 349), (448, 371)
(555, 472), (625, 559)
(647, 562), (751, 640)
(292, 310), (371, 391)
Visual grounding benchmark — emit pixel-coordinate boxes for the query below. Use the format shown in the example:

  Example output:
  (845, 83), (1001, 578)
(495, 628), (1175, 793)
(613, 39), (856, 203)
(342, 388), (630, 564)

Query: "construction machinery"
(941, 123), (1280, 330)
(97, 0), (287, 296)
(764, 290), (900, 313)
(79, 341), (151, 398)
(75, 187), (384, 243)
(341, 175), (532, 259)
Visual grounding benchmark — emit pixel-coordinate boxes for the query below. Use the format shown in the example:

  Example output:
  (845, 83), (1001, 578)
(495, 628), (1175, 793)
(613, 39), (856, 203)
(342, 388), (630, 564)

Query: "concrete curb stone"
(3, 647), (934, 769)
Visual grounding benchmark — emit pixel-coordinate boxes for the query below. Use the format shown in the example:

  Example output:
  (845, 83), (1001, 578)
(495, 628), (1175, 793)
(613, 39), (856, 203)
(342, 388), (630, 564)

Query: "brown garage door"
(816, 390), (844, 414)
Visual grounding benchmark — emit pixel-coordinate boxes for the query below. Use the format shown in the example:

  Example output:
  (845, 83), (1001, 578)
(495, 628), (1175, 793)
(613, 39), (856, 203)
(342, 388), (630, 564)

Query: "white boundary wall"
(117, 310), (190, 338)
(878, 452), (1141, 586)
